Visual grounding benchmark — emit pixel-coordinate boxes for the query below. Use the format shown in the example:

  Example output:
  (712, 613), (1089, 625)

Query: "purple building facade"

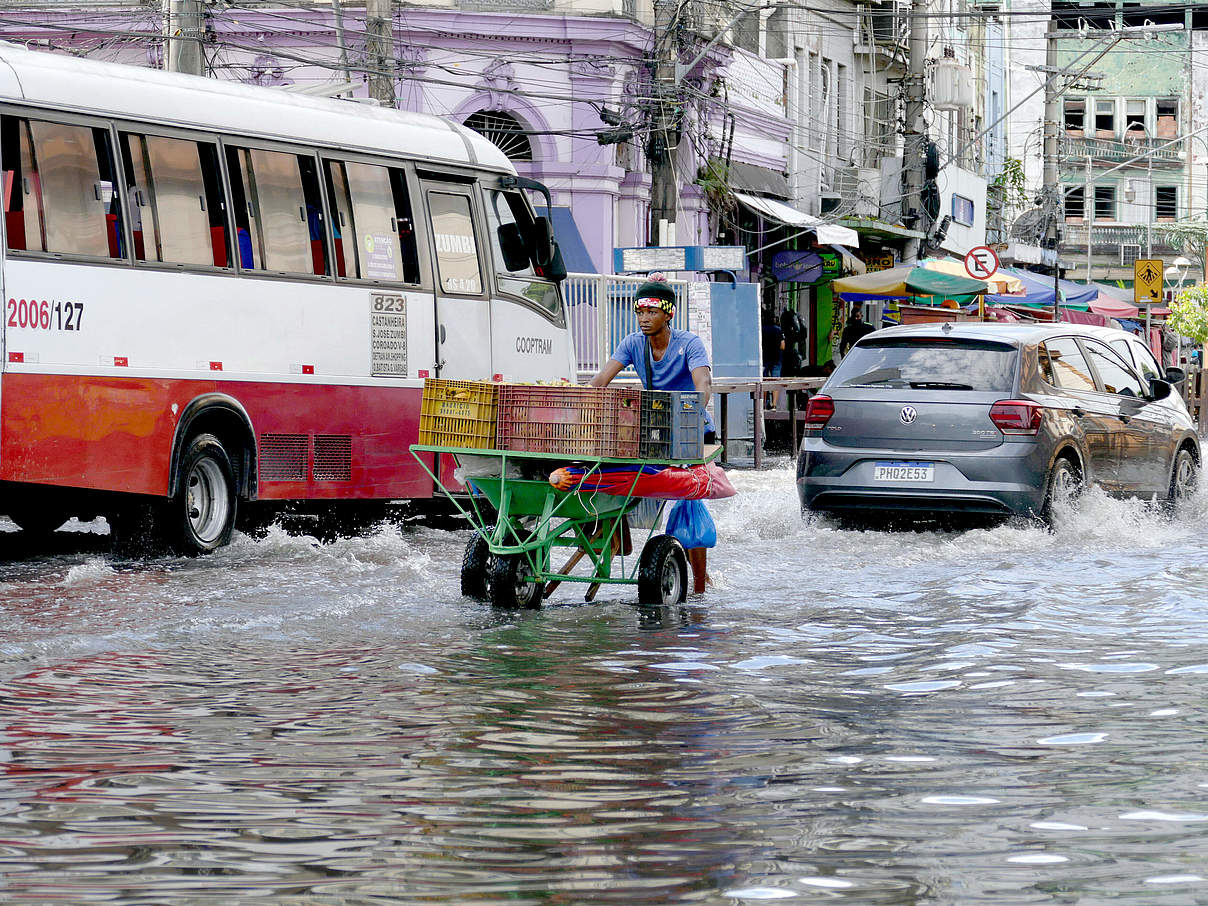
(0, 4), (795, 276)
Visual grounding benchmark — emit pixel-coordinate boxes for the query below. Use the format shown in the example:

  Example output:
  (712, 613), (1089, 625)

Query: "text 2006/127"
(7, 299), (85, 331)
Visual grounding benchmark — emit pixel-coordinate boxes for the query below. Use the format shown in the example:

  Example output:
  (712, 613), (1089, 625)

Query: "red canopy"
(1089, 293), (1139, 319)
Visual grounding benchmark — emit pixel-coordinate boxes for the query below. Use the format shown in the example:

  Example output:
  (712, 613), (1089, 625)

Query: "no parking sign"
(964, 246), (1000, 281)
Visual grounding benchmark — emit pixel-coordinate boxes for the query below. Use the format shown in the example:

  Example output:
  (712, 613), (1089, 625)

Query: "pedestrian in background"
(762, 305), (784, 409)
(840, 307), (875, 356)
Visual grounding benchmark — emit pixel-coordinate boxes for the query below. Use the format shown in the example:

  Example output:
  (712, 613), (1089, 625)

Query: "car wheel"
(1041, 456), (1082, 525)
(1168, 448), (1198, 506)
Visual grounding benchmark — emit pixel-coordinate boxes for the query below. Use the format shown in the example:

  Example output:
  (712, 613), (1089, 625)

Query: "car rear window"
(833, 338), (1017, 392)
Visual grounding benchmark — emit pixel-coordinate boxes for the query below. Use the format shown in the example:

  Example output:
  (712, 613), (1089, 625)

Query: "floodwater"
(1, 462), (1208, 905)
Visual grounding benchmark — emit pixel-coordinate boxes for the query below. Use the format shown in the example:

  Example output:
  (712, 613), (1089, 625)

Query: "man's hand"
(589, 359), (625, 387)
(691, 365), (712, 407)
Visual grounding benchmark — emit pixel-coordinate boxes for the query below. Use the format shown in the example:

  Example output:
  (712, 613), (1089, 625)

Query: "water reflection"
(0, 464), (1205, 901)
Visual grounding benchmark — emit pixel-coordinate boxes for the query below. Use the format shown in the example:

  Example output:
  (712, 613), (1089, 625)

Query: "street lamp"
(1166, 255), (1192, 292)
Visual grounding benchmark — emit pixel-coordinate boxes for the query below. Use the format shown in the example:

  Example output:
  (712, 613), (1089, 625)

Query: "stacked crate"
(417, 379), (499, 449)
(638, 390), (706, 460)
(496, 385), (642, 458)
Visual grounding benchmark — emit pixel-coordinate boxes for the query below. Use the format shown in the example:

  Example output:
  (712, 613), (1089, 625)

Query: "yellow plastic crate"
(418, 379), (499, 449)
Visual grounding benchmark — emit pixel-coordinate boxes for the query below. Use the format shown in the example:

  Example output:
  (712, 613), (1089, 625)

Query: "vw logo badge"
(899, 406), (917, 425)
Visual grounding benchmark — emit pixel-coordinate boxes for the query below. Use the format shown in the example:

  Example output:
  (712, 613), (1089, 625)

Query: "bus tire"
(637, 534), (687, 606)
(460, 528), (493, 601)
(487, 553), (543, 609)
(171, 433), (238, 555)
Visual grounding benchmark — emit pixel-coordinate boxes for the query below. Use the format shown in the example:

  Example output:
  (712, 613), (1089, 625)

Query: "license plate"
(873, 461), (934, 482)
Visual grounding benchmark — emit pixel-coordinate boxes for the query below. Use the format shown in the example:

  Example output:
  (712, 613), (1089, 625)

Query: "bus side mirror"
(496, 222), (529, 272)
(543, 241), (567, 282)
(530, 216), (556, 268)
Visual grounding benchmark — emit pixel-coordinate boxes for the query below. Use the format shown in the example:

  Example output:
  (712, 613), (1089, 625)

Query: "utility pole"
(332, 0), (352, 83)
(365, 0), (396, 107)
(1042, 15), (1061, 321)
(649, 0), (679, 247)
(901, 0), (927, 264)
(164, 0), (205, 76)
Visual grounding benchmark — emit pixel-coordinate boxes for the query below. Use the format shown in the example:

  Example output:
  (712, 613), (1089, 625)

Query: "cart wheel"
(461, 527), (494, 601)
(637, 534), (688, 606)
(488, 553), (544, 609)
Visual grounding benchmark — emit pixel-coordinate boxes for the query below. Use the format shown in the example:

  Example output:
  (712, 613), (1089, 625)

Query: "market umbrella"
(832, 264), (988, 306)
(985, 267), (1098, 311)
(921, 257), (1024, 295)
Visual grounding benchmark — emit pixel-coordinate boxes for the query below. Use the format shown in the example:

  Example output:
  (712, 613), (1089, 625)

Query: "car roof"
(860, 321), (1138, 348)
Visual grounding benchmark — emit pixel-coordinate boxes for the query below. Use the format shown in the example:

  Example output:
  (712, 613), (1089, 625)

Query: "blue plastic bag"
(665, 499), (716, 549)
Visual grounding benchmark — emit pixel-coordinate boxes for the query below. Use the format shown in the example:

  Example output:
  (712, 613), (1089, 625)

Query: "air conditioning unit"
(833, 166), (861, 198)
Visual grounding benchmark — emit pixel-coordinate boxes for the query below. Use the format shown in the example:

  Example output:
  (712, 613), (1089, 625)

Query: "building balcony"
(1060, 222), (1180, 255)
(1059, 134), (1184, 169)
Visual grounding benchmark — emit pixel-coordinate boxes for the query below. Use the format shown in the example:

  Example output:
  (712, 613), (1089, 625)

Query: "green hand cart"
(410, 444), (721, 608)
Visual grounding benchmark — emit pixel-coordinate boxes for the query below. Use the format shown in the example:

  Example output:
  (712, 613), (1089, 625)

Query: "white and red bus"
(0, 43), (575, 552)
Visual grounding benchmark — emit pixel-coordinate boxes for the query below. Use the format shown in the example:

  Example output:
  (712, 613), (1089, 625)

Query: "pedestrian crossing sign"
(1134, 259), (1163, 304)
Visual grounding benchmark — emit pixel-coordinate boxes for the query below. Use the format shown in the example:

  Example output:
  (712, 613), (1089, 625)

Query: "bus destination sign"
(371, 294), (408, 376)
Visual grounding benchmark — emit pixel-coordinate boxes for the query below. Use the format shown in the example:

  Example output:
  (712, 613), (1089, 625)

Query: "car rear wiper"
(909, 381), (975, 390)
(843, 378), (910, 388)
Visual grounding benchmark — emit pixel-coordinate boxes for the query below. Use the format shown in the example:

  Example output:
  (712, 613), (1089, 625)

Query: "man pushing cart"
(589, 276), (717, 594)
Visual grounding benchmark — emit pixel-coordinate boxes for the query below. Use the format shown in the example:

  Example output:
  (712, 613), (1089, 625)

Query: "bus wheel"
(172, 433), (238, 555)
(487, 553), (543, 609)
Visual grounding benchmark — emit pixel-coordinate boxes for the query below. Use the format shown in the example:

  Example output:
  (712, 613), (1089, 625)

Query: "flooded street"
(1, 463), (1208, 904)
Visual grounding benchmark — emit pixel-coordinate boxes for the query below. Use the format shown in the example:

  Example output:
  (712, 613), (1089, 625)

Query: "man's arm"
(691, 365), (712, 408)
(589, 359), (625, 387)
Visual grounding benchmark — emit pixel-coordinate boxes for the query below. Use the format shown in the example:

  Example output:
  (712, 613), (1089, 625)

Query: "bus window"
(1, 115), (123, 259)
(484, 189), (558, 316)
(428, 191), (481, 295)
(120, 133), (229, 268)
(324, 161), (355, 278)
(226, 146), (328, 276)
(389, 169), (421, 284)
(322, 159), (411, 284)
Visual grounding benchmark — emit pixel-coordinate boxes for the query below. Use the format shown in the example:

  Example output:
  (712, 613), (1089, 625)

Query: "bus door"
(421, 179), (491, 379)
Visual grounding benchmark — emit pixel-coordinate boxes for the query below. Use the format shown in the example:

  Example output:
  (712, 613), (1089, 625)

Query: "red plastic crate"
(497, 385), (640, 457)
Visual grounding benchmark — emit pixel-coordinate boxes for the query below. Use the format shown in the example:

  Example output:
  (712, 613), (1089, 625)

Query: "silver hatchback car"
(797, 322), (1200, 523)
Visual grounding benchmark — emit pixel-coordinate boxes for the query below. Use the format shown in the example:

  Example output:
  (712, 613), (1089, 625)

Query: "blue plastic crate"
(640, 390), (705, 460)
(667, 390), (706, 459)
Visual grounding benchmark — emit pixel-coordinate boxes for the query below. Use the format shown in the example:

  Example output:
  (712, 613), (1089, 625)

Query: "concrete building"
(1007, 1), (1208, 288)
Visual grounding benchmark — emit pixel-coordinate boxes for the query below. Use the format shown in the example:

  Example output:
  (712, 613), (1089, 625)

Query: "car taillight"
(989, 400), (1043, 436)
(804, 394), (835, 430)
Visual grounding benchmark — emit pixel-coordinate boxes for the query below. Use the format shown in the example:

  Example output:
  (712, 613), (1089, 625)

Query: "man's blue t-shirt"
(611, 329), (714, 432)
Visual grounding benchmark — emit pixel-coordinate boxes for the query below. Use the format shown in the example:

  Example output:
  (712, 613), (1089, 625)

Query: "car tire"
(460, 527), (493, 601)
(1041, 455), (1082, 525)
(487, 553), (543, 609)
(1168, 447), (1198, 506)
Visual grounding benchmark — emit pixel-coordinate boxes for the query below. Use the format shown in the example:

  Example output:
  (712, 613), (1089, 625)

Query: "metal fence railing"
(562, 273), (691, 382)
